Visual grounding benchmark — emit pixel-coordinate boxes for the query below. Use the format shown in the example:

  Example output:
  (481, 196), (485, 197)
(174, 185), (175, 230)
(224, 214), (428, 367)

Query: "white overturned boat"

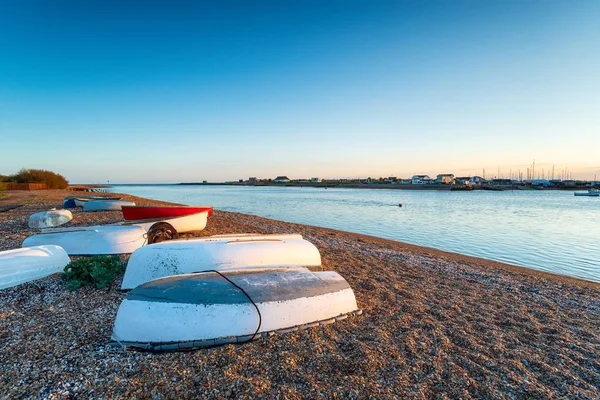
(28, 209), (73, 229)
(118, 210), (209, 233)
(22, 225), (147, 255)
(121, 234), (321, 289)
(83, 200), (136, 212)
(0, 245), (70, 290)
(112, 269), (360, 351)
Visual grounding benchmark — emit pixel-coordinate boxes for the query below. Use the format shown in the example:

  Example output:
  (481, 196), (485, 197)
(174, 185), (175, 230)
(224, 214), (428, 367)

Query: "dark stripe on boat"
(126, 270), (350, 305)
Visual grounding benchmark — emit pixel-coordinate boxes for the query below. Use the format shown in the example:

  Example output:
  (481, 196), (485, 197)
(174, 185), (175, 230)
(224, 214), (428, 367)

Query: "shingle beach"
(1, 190), (599, 399)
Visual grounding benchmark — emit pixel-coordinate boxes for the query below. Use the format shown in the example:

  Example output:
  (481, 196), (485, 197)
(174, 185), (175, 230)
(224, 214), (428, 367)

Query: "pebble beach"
(1, 189), (599, 399)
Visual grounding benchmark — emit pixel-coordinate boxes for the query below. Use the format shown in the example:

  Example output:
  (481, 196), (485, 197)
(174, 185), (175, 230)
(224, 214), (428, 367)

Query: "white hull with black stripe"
(111, 269), (360, 351)
(121, 235), (321, 289)
(0, 245), (70, 289)
(23, 225), (147, 255)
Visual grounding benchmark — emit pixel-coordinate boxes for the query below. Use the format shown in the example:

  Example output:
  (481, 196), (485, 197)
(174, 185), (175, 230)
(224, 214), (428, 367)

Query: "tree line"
(0, 168), (69, 189)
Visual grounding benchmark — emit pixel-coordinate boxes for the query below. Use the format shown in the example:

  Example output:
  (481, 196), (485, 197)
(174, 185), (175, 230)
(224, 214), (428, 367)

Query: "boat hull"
(112, 269), (359, 350)
(28, 209), (73, 229)
(121, 211), (209, 233)
(0, 245), (70, 289)
(121, 234), (321, 289)
(65, 196), (121, 207)
(122, 206), (213, 220)
(83, 200), (136, 212)
(63, 199), (77, 208)
(22, 225), (147, 255)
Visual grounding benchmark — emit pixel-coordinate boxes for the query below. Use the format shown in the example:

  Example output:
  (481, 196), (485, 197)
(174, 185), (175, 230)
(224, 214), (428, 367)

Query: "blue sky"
(1, 0), (599, 183)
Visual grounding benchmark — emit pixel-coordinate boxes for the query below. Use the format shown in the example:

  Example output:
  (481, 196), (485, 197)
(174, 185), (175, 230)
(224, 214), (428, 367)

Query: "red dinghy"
(121, 206), (213, 221)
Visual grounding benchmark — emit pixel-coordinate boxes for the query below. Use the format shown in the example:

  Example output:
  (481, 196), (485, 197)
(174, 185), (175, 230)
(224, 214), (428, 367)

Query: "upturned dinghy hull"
(64, 196), (120, 208)
(83, 200), (136, 211)
(121, 234), (321, 289)
(122, 206), (213, 220)
(28, 209), (73, 229)
(22, 225), (147, 255)
(0, 245), (70, 289)
(120, 211), (209, 233)
(73, 197), (121, 207)
(112, 269), (360, 351)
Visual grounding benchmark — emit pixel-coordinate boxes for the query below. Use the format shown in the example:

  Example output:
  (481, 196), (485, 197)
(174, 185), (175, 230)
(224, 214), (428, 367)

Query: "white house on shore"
(411, 175), (432, 184)
(310, 177), (322, 183)
(273, 176), (290, 183)
(436, 174), (455, 185)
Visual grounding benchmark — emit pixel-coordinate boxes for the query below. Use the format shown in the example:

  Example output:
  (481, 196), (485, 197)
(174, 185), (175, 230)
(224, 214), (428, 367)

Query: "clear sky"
(1, 0), (599, 183)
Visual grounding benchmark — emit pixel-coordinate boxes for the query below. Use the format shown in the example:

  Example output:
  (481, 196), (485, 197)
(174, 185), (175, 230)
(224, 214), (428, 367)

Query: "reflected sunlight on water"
(111, 185), (600, 282)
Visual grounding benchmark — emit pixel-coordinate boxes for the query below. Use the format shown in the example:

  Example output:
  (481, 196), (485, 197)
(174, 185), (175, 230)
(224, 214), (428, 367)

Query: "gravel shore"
(1, 190), (599, 399)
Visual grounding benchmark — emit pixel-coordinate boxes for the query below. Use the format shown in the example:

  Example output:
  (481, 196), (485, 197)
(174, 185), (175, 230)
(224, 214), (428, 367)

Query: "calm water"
(109, 185), (600, 282)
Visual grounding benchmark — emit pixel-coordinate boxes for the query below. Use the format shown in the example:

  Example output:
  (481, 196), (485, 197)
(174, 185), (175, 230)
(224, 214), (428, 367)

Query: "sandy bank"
(1, 190), (599, 399)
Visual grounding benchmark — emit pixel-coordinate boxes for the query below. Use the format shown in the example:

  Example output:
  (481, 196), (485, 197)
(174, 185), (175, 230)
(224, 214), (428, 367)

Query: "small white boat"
(121, 234), (321, 289)
(111, 269), (360, 351)
(574, 189), (599, 197)
(83, 200), (136, 212)
(118, 211), (209, 233)
(22, 225), (147, 255)
(64, 196), (120, 208)
(0, 245), (70, 290)
(28, 209), (73, 229)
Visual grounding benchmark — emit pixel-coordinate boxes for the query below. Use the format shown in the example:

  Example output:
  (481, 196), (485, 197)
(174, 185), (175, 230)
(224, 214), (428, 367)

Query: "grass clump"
(62, 255), (126, 291)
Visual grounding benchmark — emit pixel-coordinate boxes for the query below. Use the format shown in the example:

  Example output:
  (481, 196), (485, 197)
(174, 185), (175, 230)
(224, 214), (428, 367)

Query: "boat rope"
(110, 331), (129, 352)
(195, 269), (262, 346)
(117, 269), (262, 353)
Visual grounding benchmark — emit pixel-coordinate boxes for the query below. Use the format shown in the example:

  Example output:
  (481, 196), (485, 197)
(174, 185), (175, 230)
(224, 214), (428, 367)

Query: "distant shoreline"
(71, 182), (595, 191)
(176, 182), (592, 191)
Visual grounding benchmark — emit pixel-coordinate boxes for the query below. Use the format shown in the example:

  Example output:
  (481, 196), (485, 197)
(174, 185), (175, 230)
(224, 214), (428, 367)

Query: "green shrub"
(3, 168), (68, 189)
(62, 255), (126, 291)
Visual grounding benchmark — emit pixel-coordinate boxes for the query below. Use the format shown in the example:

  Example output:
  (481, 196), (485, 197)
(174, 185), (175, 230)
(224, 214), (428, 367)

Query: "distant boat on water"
(574, 189), (599, 197)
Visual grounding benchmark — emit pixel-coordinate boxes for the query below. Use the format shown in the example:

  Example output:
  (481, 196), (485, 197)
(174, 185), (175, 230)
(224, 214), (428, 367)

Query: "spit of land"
(0, 190), (598, 399)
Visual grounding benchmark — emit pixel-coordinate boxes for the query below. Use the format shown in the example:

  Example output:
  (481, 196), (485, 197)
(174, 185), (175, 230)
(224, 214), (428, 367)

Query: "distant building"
(471, 176), (485, 186)
(491, 179), (513, 187)
(273, 176), (290, 183)
(399, 178), (412, 184)
(249, 177), (258, 183)
(455, 177), (471, 185)
(436, 174), (455, 185)
(310, 177), (322, 183)
(532, 179), (552, 187)
(411, 175), (432, 185)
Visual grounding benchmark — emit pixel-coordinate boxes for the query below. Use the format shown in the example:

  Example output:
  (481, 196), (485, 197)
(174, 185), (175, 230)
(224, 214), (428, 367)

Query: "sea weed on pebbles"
(0, 190), (599, 399)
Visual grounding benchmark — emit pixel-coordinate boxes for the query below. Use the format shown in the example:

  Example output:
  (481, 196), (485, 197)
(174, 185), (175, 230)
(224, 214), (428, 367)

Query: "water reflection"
(110, 185), (600, 282)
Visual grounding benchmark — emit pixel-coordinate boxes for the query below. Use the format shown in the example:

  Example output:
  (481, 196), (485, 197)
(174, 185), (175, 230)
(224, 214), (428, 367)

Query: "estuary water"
(109, 185), (600, 283)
